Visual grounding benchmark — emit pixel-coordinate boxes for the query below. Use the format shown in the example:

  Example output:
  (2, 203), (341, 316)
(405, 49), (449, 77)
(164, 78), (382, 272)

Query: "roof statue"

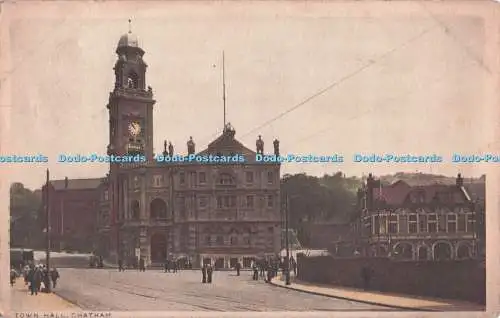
(256, 135), (264, 155)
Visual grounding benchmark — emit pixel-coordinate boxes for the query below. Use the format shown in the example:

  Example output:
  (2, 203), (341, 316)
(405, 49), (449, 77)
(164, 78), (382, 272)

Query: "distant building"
(42, 177), (102, 252)
(350, 173), (481, 261)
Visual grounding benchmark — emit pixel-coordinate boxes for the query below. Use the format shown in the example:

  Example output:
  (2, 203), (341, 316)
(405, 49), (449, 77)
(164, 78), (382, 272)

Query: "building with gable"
(350, 173), (482, 261)
(93, 29), (282, 268)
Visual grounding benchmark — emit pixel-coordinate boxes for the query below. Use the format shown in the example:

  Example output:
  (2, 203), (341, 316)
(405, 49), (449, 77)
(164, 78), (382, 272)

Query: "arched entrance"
(150, 233), (167, 263)
(393, 242), (413, 260)
(457, 244), (471, 259)
(433, 242), (452, 261)
(150, 198), (167, 219)
(418, 246), (429, 260)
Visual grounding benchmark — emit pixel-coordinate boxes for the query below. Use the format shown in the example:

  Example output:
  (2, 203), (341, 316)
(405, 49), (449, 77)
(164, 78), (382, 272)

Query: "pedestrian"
(259, 261), (265, 278)
(42, 267), (51, 293)
(10, 267), (17, 287)
(235, 262), (241, 276)
(139, 258), (146, 272)
(207, 264), (213, 283)
(50, 268), (59, 288)
(118, 259), (124, 272)
(252, 264), (259, 281)
(201, 264), (207, 283)
(30, 267), (41, 296)
(164, 260), (169, 273)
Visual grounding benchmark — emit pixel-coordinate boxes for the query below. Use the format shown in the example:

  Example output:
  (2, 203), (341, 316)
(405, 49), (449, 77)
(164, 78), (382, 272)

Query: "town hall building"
(94, 29), (282, 268)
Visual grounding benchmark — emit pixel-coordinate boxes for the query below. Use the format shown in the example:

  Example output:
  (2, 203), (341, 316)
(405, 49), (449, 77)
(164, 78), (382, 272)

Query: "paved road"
(54, 268), (398, 311)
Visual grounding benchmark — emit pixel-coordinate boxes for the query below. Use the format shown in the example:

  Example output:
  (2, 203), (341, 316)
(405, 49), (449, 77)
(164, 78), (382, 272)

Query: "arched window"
(150, 198), (167, 219)
(127, 71), (139, 89)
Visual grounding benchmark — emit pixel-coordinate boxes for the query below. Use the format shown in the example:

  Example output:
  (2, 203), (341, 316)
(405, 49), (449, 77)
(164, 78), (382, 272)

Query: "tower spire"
(222, 50), (227, 130)
(128, 19), (132, 34)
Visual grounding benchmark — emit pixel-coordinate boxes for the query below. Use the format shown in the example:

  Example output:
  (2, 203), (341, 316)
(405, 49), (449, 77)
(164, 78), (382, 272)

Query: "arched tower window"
(127, 71), (139, 89)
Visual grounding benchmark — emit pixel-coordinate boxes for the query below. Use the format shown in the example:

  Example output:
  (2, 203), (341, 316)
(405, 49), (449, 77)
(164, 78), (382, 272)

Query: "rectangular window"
(388, 215), (398, 234)
(199, 197), (207, 208)
(408, 214), (418, 233)
(103, 190), (109, 201)
(267, 195), (274, 208)
(373, 215), (380, 235)
(246, 171), (254, 183)
(419, 214), (427, 232)
(267, 171), (274, 184)
(179, 172), (185, 184)
(447, 214), (457, 233)
(428, 214), (437, 233)
(230, 236), (237, 245)
(216, 196), (222, 209)
(466, 214), (475, 233)
(199, 172), (206, 184)
(224, 196), (230, 208)
(438, 214), (446, 232)
(379, 215), (387, 234)
(230, 196), (237, 207)
(205, 236), (211, 246)
(246, 195), (254, 208)
(457, 214), (466, 231)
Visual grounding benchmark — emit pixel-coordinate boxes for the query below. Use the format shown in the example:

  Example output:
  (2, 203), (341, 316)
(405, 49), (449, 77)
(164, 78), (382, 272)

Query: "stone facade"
(95, 31), (281, 268)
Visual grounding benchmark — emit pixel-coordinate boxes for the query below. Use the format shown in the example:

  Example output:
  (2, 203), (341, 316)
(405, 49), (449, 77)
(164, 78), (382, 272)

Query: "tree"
(10, 183), (44, 248)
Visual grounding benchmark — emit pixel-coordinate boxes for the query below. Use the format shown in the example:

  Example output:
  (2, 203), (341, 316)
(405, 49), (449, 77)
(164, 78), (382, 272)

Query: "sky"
(2, 1), (498, 189)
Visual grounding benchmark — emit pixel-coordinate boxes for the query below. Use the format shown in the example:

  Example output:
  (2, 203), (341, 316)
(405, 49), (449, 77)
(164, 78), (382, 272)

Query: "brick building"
(351, 173), (482, 261)
(42, 177), (103, 252)
(95, 30), (282, 268)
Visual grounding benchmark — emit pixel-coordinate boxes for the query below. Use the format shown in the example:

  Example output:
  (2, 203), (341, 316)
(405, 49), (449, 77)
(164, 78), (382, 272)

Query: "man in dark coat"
(235, 262), (241, 276)
(201, 264), (207, 283)
(139, 258), (146, 272)
(50, 268), (60, 288)
(207, 264), (213, 283)
(30, 267), (42, 295)
(42, 268), (51, 293)
(118, 259), (124, 272)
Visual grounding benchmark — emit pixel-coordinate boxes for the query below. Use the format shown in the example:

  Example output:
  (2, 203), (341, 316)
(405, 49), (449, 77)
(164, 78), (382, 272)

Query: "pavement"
(52, 268), (400, 311)
(9, 277), (81, 313)
(269, 275), (485, 312)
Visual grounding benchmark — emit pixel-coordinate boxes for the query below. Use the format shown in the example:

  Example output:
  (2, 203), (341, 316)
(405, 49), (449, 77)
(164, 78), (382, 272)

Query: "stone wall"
(296, 254), (485, 304)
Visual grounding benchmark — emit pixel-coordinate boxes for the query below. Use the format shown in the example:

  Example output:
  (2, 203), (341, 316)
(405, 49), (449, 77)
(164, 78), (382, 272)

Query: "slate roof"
(371, 179), (471, 205)
(50, 178), (104, 191)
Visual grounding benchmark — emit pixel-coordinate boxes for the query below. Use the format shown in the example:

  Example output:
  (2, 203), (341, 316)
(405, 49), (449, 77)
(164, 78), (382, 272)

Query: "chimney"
(64, 177), (69, 189)
(456, 173), (463, 187)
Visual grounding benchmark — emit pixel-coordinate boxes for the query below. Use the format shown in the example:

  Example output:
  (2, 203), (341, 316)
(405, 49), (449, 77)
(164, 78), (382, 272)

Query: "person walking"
(207, 264), (213, 283)
(252, 264), (259, 281)
(118, 259), (124, 272)
(201, 264), (207, 283)
(30, 267), (41, 296)
(139, 258), (146, 272)
(235, 262), (241, 276)
(50, 268), (59, 288)
(10, 267), (17, 287)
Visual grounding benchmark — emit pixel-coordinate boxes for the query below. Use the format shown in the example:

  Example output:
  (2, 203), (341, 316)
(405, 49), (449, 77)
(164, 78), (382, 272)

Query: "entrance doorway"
(150, 233), (167, 263)
(214, 258), (224, 269)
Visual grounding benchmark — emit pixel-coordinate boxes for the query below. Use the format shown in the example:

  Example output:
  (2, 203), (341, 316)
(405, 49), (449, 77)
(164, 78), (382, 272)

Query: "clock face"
(128, 122), (141, 136)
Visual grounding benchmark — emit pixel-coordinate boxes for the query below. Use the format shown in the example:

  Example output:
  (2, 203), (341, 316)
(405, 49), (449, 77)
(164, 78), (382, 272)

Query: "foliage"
(10, 183), (44, 248)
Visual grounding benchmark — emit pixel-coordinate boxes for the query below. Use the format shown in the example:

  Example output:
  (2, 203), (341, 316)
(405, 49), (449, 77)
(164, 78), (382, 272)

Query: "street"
(53, 268), (397, 311)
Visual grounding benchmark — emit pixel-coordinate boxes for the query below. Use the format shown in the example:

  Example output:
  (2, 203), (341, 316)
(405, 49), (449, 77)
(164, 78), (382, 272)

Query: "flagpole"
(222, 51), (226, 129)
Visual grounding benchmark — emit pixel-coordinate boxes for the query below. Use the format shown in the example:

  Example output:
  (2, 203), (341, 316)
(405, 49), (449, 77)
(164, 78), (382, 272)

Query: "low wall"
(296, 255), (485, 304)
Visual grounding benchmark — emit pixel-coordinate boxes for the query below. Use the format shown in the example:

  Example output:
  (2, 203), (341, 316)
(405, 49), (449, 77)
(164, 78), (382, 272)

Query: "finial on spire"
(128, 19), (132, 34)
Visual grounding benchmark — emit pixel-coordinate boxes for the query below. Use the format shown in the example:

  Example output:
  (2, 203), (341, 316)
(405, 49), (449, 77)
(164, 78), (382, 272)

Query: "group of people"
(10, 264), (59, 296)
(250, 256), (297, 282)
(117, 258), (146, 272)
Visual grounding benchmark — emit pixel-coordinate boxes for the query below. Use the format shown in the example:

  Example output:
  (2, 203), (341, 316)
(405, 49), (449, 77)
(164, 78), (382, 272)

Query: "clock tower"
(107, 26), (155, 160)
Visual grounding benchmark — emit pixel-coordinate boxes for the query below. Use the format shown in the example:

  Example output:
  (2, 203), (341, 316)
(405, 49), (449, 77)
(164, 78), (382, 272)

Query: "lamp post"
(45, 169), (51, 292)
(284, 194), (291, 285)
